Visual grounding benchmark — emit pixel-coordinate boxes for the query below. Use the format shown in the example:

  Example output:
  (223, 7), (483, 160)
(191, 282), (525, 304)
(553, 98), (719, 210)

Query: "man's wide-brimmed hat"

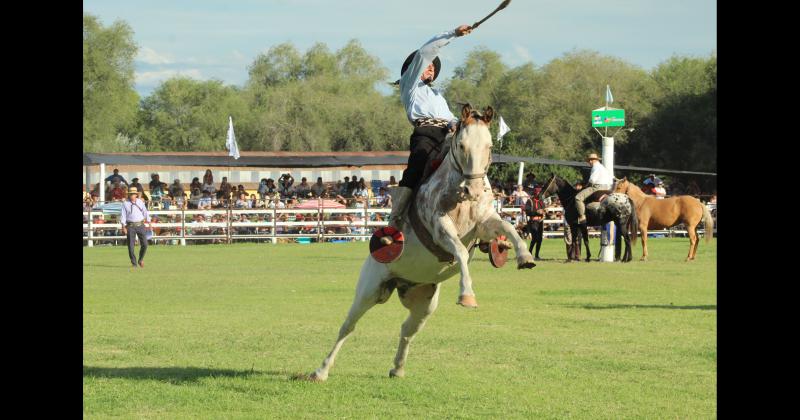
(586, 153), (601, 161)
(128, 187), (140, 195)
(399, 50), (441, 84)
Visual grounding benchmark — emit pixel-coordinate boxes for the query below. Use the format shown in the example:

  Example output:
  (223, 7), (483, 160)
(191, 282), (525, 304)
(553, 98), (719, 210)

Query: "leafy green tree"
(83, 13), (139, 152)
(617, 54), (717, 172)
(132, 78), (249, 151)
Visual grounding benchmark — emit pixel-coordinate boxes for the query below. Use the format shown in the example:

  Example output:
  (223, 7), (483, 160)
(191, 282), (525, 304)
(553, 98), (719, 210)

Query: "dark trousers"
(399, 126), (447, 190)
(527, 221), (543, 257)
(126, 224), (148, 265)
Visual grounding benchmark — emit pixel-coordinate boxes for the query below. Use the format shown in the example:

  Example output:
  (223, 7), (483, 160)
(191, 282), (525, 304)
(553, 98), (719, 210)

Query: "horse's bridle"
(448, 121), (490, 180)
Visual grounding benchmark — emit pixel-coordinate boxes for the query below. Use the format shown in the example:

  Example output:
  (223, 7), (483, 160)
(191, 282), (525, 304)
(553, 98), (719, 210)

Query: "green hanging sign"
(591, 108), (625, 127)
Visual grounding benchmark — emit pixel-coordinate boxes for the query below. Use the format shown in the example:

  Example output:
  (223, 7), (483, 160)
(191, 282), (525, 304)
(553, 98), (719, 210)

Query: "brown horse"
(613, 177), (714, 261)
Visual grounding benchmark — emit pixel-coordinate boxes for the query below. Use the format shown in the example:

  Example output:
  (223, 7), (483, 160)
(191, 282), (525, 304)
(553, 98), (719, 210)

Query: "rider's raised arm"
(399, 29), (456, 98)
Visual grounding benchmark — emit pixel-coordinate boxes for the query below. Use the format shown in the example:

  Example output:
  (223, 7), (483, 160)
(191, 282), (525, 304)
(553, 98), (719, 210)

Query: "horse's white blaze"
(310, 110), (535, 381)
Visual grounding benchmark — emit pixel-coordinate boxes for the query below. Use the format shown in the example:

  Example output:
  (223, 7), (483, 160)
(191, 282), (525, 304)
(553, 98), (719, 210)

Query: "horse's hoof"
(457, 295), (478, 308)
(389, 368), (405, 378)
(293, 372), (326, 382)
(517, 261), (536, 269)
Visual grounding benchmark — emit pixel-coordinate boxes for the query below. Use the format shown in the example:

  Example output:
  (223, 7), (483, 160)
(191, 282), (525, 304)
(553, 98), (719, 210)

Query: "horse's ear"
(461, 103), (472, 125)
(482, 106), (494, 124)
(622, 176), (627, 181)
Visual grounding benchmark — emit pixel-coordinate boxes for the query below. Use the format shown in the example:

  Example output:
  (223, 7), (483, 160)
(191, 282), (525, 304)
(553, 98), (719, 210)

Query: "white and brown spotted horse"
(307, 104), (536, 381)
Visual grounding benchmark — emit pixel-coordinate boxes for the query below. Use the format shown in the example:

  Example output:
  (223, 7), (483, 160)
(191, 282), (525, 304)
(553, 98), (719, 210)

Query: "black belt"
(414, 118), (450, 128)
(127, 221), (145, 226)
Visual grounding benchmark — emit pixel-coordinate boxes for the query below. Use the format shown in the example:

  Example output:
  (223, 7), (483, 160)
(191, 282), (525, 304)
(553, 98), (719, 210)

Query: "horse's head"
(613, 177), (629, 194)
(540, 175), (559, 200)
(450, 103), (494, 200)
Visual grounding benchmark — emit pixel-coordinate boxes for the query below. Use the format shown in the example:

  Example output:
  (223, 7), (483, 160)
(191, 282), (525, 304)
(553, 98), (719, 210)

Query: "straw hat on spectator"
(128, 187), (141, 196)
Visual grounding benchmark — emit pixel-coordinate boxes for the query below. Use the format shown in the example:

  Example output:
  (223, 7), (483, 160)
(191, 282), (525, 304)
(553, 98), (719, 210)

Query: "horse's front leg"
(478, 212), (536, 269)
(435, 216), (479, 307)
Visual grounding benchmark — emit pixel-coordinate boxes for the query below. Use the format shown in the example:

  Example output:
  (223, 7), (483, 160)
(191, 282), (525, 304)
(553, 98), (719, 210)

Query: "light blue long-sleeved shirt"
(400, 30), (458, 125)
(120, 198), (150, 224)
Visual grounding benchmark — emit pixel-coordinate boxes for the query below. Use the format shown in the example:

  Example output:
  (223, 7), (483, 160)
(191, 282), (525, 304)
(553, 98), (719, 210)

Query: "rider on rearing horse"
(385, 24), (474, 229)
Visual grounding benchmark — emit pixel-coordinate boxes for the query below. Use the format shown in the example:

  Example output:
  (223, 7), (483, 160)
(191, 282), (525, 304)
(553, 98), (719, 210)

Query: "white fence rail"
(83, 204), (715, 246)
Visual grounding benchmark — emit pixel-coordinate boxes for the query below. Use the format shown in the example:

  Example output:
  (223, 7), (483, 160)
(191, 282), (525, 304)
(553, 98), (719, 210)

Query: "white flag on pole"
(605, 84), (614, 105)
(497, 116), (511, 141)
(226, 116), (240, 160)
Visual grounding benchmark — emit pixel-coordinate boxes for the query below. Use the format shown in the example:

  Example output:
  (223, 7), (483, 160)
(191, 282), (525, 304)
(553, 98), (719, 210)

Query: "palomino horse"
(540, 175), (638, 262)
(308, 104), (536, 381)
(613, 177), (714, 261)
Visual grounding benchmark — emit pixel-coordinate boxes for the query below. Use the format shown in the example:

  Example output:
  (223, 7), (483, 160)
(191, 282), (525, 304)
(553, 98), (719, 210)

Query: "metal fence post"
(181, 208), (186, 246)
(87, 209), (94, 247)
(272, 206), (277, 244)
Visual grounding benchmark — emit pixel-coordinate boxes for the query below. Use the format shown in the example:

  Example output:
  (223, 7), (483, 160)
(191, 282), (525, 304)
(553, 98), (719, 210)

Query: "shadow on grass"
(565, 303), (716, 310)
(83, 366), (289, 383)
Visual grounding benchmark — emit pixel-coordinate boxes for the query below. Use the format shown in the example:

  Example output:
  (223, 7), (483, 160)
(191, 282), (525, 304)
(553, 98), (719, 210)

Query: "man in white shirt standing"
(575, 153), (613, 224)
(384, 23), (474, 228)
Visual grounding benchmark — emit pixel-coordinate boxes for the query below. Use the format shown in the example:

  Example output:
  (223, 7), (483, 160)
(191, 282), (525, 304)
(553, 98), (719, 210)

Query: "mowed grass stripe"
(84, 238), (716, 419)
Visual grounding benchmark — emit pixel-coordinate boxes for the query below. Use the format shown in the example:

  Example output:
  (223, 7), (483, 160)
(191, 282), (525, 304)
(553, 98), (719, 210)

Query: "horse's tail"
(701, 201), (714, 243)
(626, 195), (638, 246)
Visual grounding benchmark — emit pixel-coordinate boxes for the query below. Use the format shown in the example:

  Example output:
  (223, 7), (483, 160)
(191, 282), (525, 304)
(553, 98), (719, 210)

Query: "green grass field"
(84, 237), (716, 419)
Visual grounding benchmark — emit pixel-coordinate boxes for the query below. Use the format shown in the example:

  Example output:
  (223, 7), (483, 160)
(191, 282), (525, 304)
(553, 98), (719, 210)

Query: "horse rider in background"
(575, 153), (613, 224)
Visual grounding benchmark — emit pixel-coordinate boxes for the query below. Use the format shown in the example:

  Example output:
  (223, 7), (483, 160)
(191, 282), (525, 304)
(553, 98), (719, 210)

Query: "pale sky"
(84, 0), (717, 97)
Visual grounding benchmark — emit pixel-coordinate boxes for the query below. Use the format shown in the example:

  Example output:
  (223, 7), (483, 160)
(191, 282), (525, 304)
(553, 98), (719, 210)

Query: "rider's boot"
(381, 186), (414, 245)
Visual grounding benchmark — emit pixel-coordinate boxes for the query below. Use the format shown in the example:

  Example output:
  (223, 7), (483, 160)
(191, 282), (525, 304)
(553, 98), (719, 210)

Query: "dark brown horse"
(613, 177), (714, 261)
(541, 175), (638, 262)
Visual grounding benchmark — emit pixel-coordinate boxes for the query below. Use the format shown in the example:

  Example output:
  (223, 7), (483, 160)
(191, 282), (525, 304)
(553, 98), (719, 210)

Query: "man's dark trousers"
(398, 126), (447, 189)
(126, 223), (148, 265)
(527, 221), (543, 257)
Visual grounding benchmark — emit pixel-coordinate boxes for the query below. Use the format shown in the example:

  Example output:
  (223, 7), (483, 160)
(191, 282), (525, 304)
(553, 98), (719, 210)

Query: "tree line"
(84, 13), (716, 180)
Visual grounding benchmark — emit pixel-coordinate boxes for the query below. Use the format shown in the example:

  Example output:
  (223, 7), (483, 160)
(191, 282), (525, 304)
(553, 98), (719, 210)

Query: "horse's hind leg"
(583, 226), (591, 262)
(390, 283), (440, 378)
(309, 258), (387, 381)
(686, 222), (699, 261)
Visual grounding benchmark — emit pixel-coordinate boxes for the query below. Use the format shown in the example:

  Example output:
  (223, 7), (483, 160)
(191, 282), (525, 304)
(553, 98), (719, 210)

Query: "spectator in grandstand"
(202, 169), (214, 190)
(339, 177), (351, 196)
(653, 181), (667, 199)
(188, 188), (201, 209)
(295, 177), (312, 197)
(279, 173), (295, 197)
(348, 176), (359, 196)
(149, 180), (167, 204)
(376, 187), (391, 207)
(249, 194), (259, 208)
(387, 176), (398, 188)
(190, 177), (202, 192)
(258, 178), (275, 199)
(352, 179), (369, 201)
(234, 192), (249, 209)
(172, 190), (188, 210)
(218, 176), (232, 200)
(312, 177), (326, 197)
(202, 174), (217, 196)
(511, 184), (529, 207)
(168, 179), (183, 197)
(110, 181), (126, 201)
(105, 168), (129, 186)
(198, 190), (213, 209)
